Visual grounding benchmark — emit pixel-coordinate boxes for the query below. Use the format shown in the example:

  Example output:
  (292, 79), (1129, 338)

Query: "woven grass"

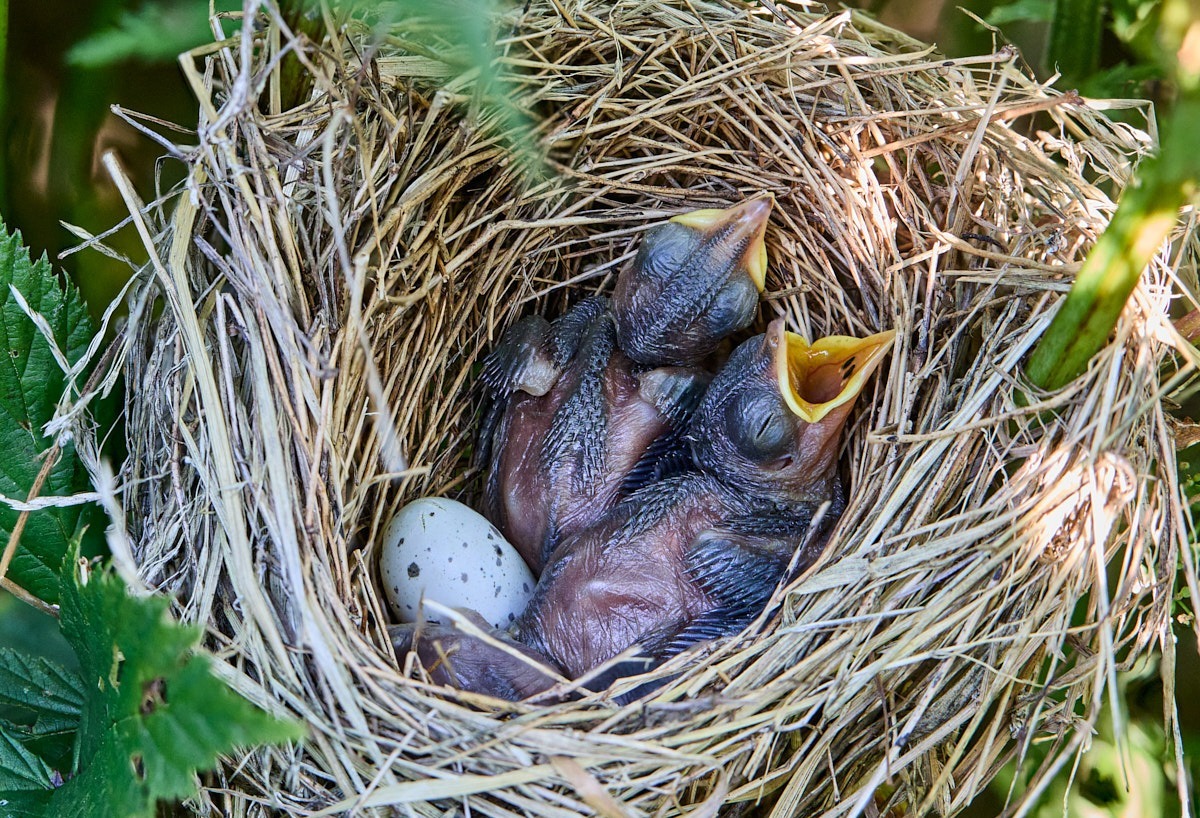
(74, 0), (1200, 814)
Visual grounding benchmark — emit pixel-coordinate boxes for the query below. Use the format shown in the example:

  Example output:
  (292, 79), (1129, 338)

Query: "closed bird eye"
(703, 278), (758, 339)
(638, 223), (696, 283)
(725, 392), (791, 462)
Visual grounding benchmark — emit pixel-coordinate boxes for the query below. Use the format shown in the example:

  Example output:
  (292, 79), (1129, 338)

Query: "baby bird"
(614, 196), (773, 366)
(514, 319), (895, 682)
(480, 298), (709, 574)
(480, 197), (774, 574)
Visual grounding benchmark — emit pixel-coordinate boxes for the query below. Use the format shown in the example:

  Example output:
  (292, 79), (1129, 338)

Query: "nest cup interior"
(105, 1), (1196, 815)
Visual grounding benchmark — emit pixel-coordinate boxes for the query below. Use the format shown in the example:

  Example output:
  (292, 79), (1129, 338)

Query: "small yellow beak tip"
(740, 198), (773, 291)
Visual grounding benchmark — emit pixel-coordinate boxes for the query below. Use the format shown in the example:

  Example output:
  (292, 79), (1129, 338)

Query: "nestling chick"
(480, 298), (709, 573)
(514, 319), (895, 683)
(480, 198), (774, 573)
(689, 318), (897, 506)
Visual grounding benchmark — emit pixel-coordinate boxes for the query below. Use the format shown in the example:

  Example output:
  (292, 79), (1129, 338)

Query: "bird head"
(613, 195), (773, 366)
(690, 318), (895, 504)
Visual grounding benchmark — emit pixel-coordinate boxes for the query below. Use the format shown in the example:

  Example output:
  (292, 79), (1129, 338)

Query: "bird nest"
(79, 0), (1199, 815)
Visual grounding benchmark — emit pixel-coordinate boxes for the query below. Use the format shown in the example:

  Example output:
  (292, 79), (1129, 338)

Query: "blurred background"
(1, 0), (1195, 815)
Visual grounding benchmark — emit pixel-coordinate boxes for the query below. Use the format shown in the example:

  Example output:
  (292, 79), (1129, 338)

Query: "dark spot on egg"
(462, 542), (469, 549)
(522, 582), (530, 593)
(393, 586), (399, 593)
(398, 537), (405, 545)
(508, 612), (515, 622)
(493, 544), (503, 556)
(494, 587), (501, 597)
(460, 572), (469, 584)
(495, 558), (502, 567)
(407, 562), (420, 578)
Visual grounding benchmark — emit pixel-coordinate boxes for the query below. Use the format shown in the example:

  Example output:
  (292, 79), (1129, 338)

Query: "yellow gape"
(774, 322), (896, 424)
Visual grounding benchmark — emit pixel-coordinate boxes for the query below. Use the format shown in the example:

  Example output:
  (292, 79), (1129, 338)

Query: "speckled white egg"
(379, 497), (536, 630)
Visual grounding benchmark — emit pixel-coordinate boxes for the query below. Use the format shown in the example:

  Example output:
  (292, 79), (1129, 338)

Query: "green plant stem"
(1025, 91), (1200, 390)
(1048, 0), (1103, 82)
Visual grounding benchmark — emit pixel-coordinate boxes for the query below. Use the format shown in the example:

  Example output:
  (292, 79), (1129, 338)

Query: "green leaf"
(0, 593), (75, 679)
(1077, 61), (1164, 98)
(0, 647), (84, 766)
(987, 0), (1056, 26)
(39, 560), (303, 818)
(0, 789), (52, 817)
(67, 0), (242, 68)
(0, 650), (84, 731)
(0, 222), (96, 604)
(1109, 0), (1162, 49)
(324, 0), (546, 178)
(0, 726), (52, 791)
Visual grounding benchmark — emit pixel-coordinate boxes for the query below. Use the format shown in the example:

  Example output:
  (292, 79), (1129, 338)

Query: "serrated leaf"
(0, 650), (85, 735)
(39, 560), (302, 818)
(0, 222), (97, 604)
(0, 727), (52, 791)
(0, 721), (72, 783)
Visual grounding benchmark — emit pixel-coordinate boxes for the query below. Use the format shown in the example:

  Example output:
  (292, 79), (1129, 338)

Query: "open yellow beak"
(669, 195), (773, 291)
(772, 320), (895, 424)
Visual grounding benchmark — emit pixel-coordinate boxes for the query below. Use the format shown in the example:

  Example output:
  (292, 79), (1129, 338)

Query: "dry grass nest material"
(76, 0), (1200, 815)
